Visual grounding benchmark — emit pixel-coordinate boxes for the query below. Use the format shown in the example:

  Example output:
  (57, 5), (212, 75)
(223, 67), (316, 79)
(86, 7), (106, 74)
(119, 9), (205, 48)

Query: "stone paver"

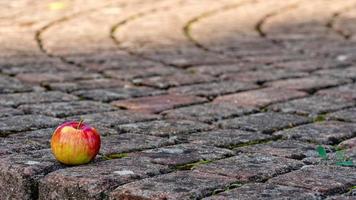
(326, 195), (356, 200)
(214, 87), (307, 108)
(72, 86), (165, 102)
(46, 78), (126, 92)
(338, 137), (356, 150)
(112, 94), (206, 114)
(1, 0), (356, 198)
(317, 83), (356, 101)
(0, 128), (53, 155)
(67, 110), (159, 128)
(0, 115), (61, 136)
(130, 143), (234, 166)
(273, 58), (350, 72)
(100, 133), (177, 155)
(238, 140), (322, 160)
(39, 157), (170, 200)
(222, 69), (308, 83)
(116, 119), (212, 137)
(268, 166), (356, 195)
(274, 121), (356, 145)
(168, 81), (259, 97)
(0, 106), (23, 118)
(104, 65), (179, 80)
(133, 73), (216, 89)
(0, 75), (33, 94)
(1, 59), (74, 75)
(204, 183), (322, 200)
(109, 171), (236, 200)
(187, 129), (275, 148)
(0, 91), (79, 107)
(265, 76), (350, 92)
(162, 102), (257, 123)
(0, 149), (63, 200)
(314, 66), (356, 80)
(269, 95), (355, 116)
(218, 112), (311, 134)
(195, 153), (304, 182)
(188, 63), (256, 76)
(327, 107), (356, 122)
(19, 101), (117, 118)
(16, 71), (102, 84)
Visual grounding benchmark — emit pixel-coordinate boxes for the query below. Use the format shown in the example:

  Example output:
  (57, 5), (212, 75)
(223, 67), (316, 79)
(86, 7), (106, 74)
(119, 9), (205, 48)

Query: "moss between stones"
(103, 153), (128, 160)
(227, 136), (282, 150)
(211, 182), (243, 196)
(313, 114), (326, 122)
(174, 160), (212, 170)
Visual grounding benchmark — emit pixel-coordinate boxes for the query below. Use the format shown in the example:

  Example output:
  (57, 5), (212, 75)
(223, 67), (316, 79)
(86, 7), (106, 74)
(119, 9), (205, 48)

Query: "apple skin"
(51, 121), (101, 165)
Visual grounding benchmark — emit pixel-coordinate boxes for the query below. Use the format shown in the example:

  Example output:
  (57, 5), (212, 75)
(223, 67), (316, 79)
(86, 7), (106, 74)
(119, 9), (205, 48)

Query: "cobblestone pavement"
(1, 0), (356, 199)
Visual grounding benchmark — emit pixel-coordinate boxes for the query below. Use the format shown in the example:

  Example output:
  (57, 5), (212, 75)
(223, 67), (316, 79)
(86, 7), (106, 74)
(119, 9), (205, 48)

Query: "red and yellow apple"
(51, 121), (101, 165)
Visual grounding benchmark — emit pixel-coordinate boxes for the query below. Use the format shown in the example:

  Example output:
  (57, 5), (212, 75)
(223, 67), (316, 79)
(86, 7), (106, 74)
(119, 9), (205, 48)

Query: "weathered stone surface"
(79, 54), (163, 73)
(214, 87), (307, 108)
(0, 149), (63, 200)
(0, 128), (53, 155)
(16, 71), (102, 84)
(68, 110), (159, 128)
(72, 87), (165, 102)
(243, 54), (308, 65)
(104, 65), (179, 80)
(269, 95), (355, 116)
(0, 75), (32, 94)
(168, 81), (259, 97)
(46, 78), (126, 92)
(100, 133), (176, 155)
(39, 157), (170, 200)
(132, 73), (216, 89)
(268, 166), (356, 195)
(0, 115), (61, 136)
(130, 143), (233, 166)
(343, 147), (356, 163)
(1, 59), (74, 75)
(265, 76), (349, 92)
(162, 102), (257, 123)
(188, 129), (274, 148)
(195, 153), (303, 182)
(338, 137), (356, 150)
(314, 66), (356, 80)
(204, 183), (322, 200)
(0, 106), (23, 117)
(218, 112), (311, 134)
(326, 195), (356, 200)
(222, 69), (308, 83)
(116, 119), (211, 137)
(238, 140), (321, 160)
(19, 101), (117, 118)
(0, 91), (78, 107)
(112, 94), (206, 114)
(327, 108), (356, 122)
(188, 63), (256, 76)
(109, 171), (236, 199)
(317, 83), (356, 101)
(274, 121), (356, 145)
(273, 59), (349, 72)
(93, 126), (121, 137)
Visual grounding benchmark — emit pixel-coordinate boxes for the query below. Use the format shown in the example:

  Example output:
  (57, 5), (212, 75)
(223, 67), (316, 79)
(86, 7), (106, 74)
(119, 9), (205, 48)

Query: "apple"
(51, 121), (101, 165)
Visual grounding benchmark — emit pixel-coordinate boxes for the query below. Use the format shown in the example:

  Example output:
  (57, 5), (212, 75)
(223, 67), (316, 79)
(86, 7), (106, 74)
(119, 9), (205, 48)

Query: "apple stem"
(77, 119), (84, 130)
